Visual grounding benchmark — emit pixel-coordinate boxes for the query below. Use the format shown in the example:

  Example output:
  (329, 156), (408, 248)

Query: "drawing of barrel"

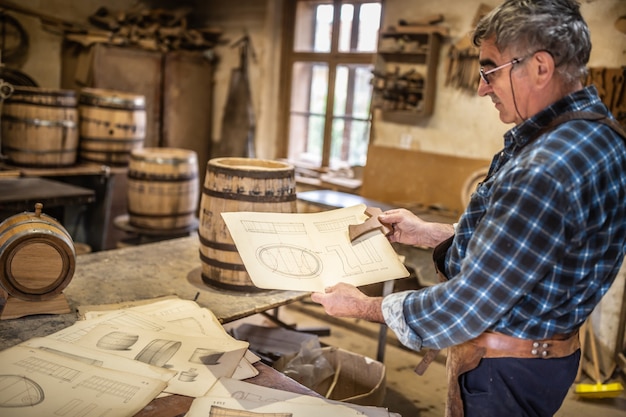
(198, 157), (297, 291)
(96, 331), (139, 350)
(0, 203), (75, 301)
(134, 339), (181, 367)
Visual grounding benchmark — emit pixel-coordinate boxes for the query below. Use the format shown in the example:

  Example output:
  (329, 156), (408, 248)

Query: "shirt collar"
(504, 85), (602, 149)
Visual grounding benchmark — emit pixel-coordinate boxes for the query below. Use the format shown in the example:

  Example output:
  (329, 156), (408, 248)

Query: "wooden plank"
(91, 43), (164, 148)
(360, 145), (490, 215)
(162, 50), (213, 196)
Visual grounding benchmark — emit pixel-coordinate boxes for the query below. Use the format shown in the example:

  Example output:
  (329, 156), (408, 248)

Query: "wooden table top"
(0, 176), (95, 211)
(0, 236), (309, 350)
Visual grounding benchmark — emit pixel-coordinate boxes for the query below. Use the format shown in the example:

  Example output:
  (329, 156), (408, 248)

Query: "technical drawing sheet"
(222, 204), (409, 292)
(0, 345), (166, 417)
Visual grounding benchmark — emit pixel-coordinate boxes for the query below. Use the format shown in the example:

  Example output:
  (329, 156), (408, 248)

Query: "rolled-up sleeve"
(382, 291), (423, 351)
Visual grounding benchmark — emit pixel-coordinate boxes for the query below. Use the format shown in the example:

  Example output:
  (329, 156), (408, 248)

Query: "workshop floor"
(227, 297), (626, 417)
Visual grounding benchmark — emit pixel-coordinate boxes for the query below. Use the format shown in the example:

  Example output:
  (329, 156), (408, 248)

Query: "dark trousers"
(461, 350), (581, 417)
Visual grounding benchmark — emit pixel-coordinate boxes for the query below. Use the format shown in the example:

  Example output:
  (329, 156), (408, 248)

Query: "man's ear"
(533, 50), (555, 87)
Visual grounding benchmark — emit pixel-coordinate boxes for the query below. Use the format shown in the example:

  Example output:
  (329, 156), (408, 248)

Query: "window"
(279, 0), (382, 170)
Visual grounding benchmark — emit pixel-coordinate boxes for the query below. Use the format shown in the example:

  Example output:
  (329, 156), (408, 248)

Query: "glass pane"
(330, 118), (370, 167)
(338, 4), (354, 52)
(330, 64), (373, 167)
(288, 62), (328, 166)
(357, 3), (381, 52)
(339, 2), (381, 53)
(294, 1), (334, 53)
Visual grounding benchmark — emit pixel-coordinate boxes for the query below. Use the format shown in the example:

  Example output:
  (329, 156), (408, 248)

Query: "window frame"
(277, 0), (383, 169)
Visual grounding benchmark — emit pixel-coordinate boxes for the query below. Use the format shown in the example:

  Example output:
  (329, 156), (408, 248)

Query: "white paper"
(21, 337), (177, 384)
(66, 322), (248, 398)
(222, 204), (409, 292)
(187, 377), (398, 417)
(0, 346), (166, 417)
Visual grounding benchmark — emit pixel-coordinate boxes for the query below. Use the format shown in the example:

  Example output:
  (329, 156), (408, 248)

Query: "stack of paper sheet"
(0, 297), (250, 417)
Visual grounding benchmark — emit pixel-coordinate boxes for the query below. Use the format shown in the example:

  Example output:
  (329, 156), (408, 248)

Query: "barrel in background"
(198, 157), (297, 291)
(78, 87), (146, 166)
(127, 147), (199, 230)
(0, 203), (76, 301)
(1, 86), (78, 167)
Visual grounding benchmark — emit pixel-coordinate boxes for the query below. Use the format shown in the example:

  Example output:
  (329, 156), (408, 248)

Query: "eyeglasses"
(479, 57), (522, 85)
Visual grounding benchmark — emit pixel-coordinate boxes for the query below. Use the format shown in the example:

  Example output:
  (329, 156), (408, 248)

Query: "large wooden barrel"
(127, 147), (199, 230)
(1, 86), (78, 167)
(78, 87), (146, 166)
(199, 157), (297, 291)
(0, 203), (76, 301)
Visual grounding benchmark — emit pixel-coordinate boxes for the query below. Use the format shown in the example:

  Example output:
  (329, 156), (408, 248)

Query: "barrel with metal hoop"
(0, 203), (76, 301)
(78, 87), (146, 166)
(127, 147), (199, 230)
(198, 157), (297, 291)
(1, 86), (78, 167)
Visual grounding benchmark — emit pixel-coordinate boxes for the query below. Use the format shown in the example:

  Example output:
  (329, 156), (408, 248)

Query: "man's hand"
(310, 282), (385, 323)
(379, 208), (454, 248)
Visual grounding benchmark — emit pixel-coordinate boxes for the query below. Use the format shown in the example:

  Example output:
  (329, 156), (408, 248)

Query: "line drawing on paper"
(241, 220), (306, 235)
(78, 375), (140, 403)
(0, 375), (44, 407)
(256, 244), (322, 278)
(313, 216), (355, 233)
(54, 312), (166, 344)
(15, 356), (80, 382)
(325, 244), (363, 275)
(96, 332), (139, 350)
(54, 399), (102, 416)
(134, 339), (181, 367)
(221, 205), (410, 291)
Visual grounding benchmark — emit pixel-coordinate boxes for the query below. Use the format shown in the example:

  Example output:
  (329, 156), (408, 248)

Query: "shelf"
(373, 26), (442, 120)
(378, 51), (428, 64)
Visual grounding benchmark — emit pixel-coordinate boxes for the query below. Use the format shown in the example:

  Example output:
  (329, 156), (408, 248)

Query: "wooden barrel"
(198, 157), (297, 291)
(78, 87), (146, 166)
(1, 86), (78, 167)
(127, 147), (199, 230)
(0, 203), (76, 301)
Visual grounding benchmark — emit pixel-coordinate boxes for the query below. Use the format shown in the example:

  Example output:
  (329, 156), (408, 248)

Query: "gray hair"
(472, 0), (591, 85)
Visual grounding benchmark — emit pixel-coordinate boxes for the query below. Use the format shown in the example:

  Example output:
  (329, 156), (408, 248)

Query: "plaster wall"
(374, 0), (626, 159)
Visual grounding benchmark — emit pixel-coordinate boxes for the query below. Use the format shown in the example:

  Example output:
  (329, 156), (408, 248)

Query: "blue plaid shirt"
(382, 86), (626, 350)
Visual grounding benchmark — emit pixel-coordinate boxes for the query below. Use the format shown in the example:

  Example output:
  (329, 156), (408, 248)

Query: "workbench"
(0, 235), (314, 416)
(0, 235), (309, 349)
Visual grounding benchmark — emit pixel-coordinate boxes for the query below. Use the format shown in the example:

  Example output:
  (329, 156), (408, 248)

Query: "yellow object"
(575, 382), (624, 399)
(574, 320), (625, 399)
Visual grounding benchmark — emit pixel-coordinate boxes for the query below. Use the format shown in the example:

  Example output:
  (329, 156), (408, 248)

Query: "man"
(311, 1), (626, 416)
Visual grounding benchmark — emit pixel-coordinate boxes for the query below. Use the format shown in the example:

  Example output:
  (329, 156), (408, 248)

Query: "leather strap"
(470, 331), (580, 359)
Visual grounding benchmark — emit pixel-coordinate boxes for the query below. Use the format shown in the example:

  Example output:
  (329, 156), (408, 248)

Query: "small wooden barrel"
(0, 203), (76, 301)
(127, 147), (199, 230)
(199, 157), (297, 291)
(1, 86), (78, 167)
(78, 87), (146, 166)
